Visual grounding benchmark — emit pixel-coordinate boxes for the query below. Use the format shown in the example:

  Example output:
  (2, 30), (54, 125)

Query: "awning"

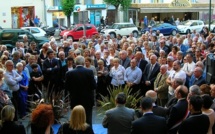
(140, 8), (211, 13)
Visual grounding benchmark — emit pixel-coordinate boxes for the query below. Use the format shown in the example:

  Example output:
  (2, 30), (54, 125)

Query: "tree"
(61, 0), (75, 27)
(103, 0), (131, 23)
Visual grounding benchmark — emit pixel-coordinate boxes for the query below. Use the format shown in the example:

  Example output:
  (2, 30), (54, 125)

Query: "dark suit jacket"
(120, 57), (130, 69)
(65, 66), (96, 109)
(137, 59), (148, 73)
(131, 113), (167, 134)
(0, 121), (26, 134)
(156, 45), (170, 54)
(192, 76), (207, 87)
(143, 63), (160, 89)
(167, 98), (188, 133)
(178, 113), (210, 134)
(42, 58), (60, 82)
(153, 105), (167, 118)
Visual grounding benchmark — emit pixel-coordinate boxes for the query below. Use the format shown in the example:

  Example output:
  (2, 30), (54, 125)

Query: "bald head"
(145, 90), (157, 103)
(175, 85), (188, 99)
(160, 65), (167, 74)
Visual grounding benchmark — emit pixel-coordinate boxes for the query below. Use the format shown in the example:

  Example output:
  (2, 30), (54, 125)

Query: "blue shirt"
(124, 66), (142, 84)
(18, 71), (29, 90)
(189, 73), (206, 87)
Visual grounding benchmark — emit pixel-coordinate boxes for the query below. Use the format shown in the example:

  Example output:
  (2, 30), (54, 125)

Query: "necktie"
(156, 74), (163, 87)
(147, 65), (153, 79)
(50, 59), (52, 65)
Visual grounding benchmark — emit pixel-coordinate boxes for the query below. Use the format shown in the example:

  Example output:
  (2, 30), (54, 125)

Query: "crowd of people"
(0, 25), (214, 133)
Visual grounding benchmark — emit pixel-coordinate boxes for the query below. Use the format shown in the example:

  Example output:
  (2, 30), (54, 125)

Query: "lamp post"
(209, 0), (212, 31)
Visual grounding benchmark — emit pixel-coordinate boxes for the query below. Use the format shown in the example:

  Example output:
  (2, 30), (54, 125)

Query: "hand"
(145, 81), (150, 86)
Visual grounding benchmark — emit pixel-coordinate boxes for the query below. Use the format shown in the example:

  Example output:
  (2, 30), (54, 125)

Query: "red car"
(60, 24), (98, 40)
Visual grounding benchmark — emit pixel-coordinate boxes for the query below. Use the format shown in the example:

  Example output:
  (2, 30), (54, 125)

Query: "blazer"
(189, 75), (207, 88)
(120, 57), (130, 69)
(131, 113), (167, 134)
(137, 59), (148, 73)
(143, 63), (160, 88)
(149, 41), (159, 50)
(42, 58), (60, 81)
(65, 66), (96, 109)
(156, 45), (170, 54)
(154, 72), (169, 99)
(102, 105), (136, 134)
(167, 98), (188, 132)
(153, 105), (167, 118)
(178, 113), (210, 134)
(0, 121), (26, 134)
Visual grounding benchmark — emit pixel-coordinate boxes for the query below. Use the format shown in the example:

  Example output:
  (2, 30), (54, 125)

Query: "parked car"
(60, 24), (98, 40)
(21, 27), (46, 37)
(0, 29), (49, 51)
(177, 20), (204, 34)
(100, 22), (139, 38)
(141, 23), (178, 36)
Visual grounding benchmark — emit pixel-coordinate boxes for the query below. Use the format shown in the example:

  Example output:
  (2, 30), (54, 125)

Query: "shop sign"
(169, 0), (191, 8)
(74, 5), (86, 12)
(48, 6), (63, 11)
(87, 4), (106, 9)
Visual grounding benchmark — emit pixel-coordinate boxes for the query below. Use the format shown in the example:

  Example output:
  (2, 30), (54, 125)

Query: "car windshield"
(109, 24), (119, 29)
(154, 23), (163, 27)
(184, 21), (192, 26)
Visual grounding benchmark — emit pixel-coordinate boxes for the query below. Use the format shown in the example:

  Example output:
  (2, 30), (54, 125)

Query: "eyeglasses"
(2, 59), (7, 60)
(183, 59), (187, 60)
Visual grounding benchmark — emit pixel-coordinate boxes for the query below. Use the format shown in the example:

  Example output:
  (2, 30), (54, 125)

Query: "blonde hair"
(0, 105), (15, 126)
(70, 105), (88, 131)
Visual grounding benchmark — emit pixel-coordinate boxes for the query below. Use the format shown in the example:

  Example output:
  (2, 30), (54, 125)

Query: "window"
(31, 28), (40, 33)
(191, 22), (198, 26)
(198, 21), (203, 25)
(1, 33), (15, 40)
(53, 0), (62, 7)
(76, 26), (83, 31)
(84, 0), (92, 4)
(86, 26), (92, 30)
(150, 0), (163, 3)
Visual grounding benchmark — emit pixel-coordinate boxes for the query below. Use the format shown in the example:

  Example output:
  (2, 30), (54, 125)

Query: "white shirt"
(110, 65), (125, 86)
(182, 61), (195, 74)
(168, 69), (186, 95)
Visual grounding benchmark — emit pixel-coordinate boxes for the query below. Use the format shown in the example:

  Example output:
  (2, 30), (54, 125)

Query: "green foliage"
(61, 0), (75, 16)
(103, 0), (132, 10)
(98, 86), (142, 114)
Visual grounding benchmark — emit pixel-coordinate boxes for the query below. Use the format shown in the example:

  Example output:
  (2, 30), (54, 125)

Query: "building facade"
(129, 0), (215, 27)
(0, 0), (45, 28)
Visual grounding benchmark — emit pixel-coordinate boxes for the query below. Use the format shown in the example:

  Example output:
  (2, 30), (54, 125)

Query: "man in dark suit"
(178, 95), (210, 134)
(142, 54), (160, 96)
(135, 52), (148, 73)
(167, 85), (189, 134)
(131, 97), (167, 134)
(189, 67), (207, 87)
(65, 56), (96, 126)
(119, 50), (130, 69)
(102, 92), (136, 134)
(42, 50), (60, 95)
(145, 90), (167, 118)
(156, 39), (170, 54)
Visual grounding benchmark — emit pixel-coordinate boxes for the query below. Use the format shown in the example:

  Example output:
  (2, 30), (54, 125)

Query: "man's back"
(65, 66), (96, 108)
(131, 113), (167, 134)
(102, 105), (136, 134)
(178, 113), (210, 134)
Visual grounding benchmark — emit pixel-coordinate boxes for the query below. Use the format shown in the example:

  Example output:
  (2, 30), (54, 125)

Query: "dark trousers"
(12, 91), (19, 121)
(85, 107), (93, 127)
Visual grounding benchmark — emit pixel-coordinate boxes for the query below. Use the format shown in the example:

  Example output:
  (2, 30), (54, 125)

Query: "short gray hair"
(189, 85), (201, 95)
(75, 56), (85, 65)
